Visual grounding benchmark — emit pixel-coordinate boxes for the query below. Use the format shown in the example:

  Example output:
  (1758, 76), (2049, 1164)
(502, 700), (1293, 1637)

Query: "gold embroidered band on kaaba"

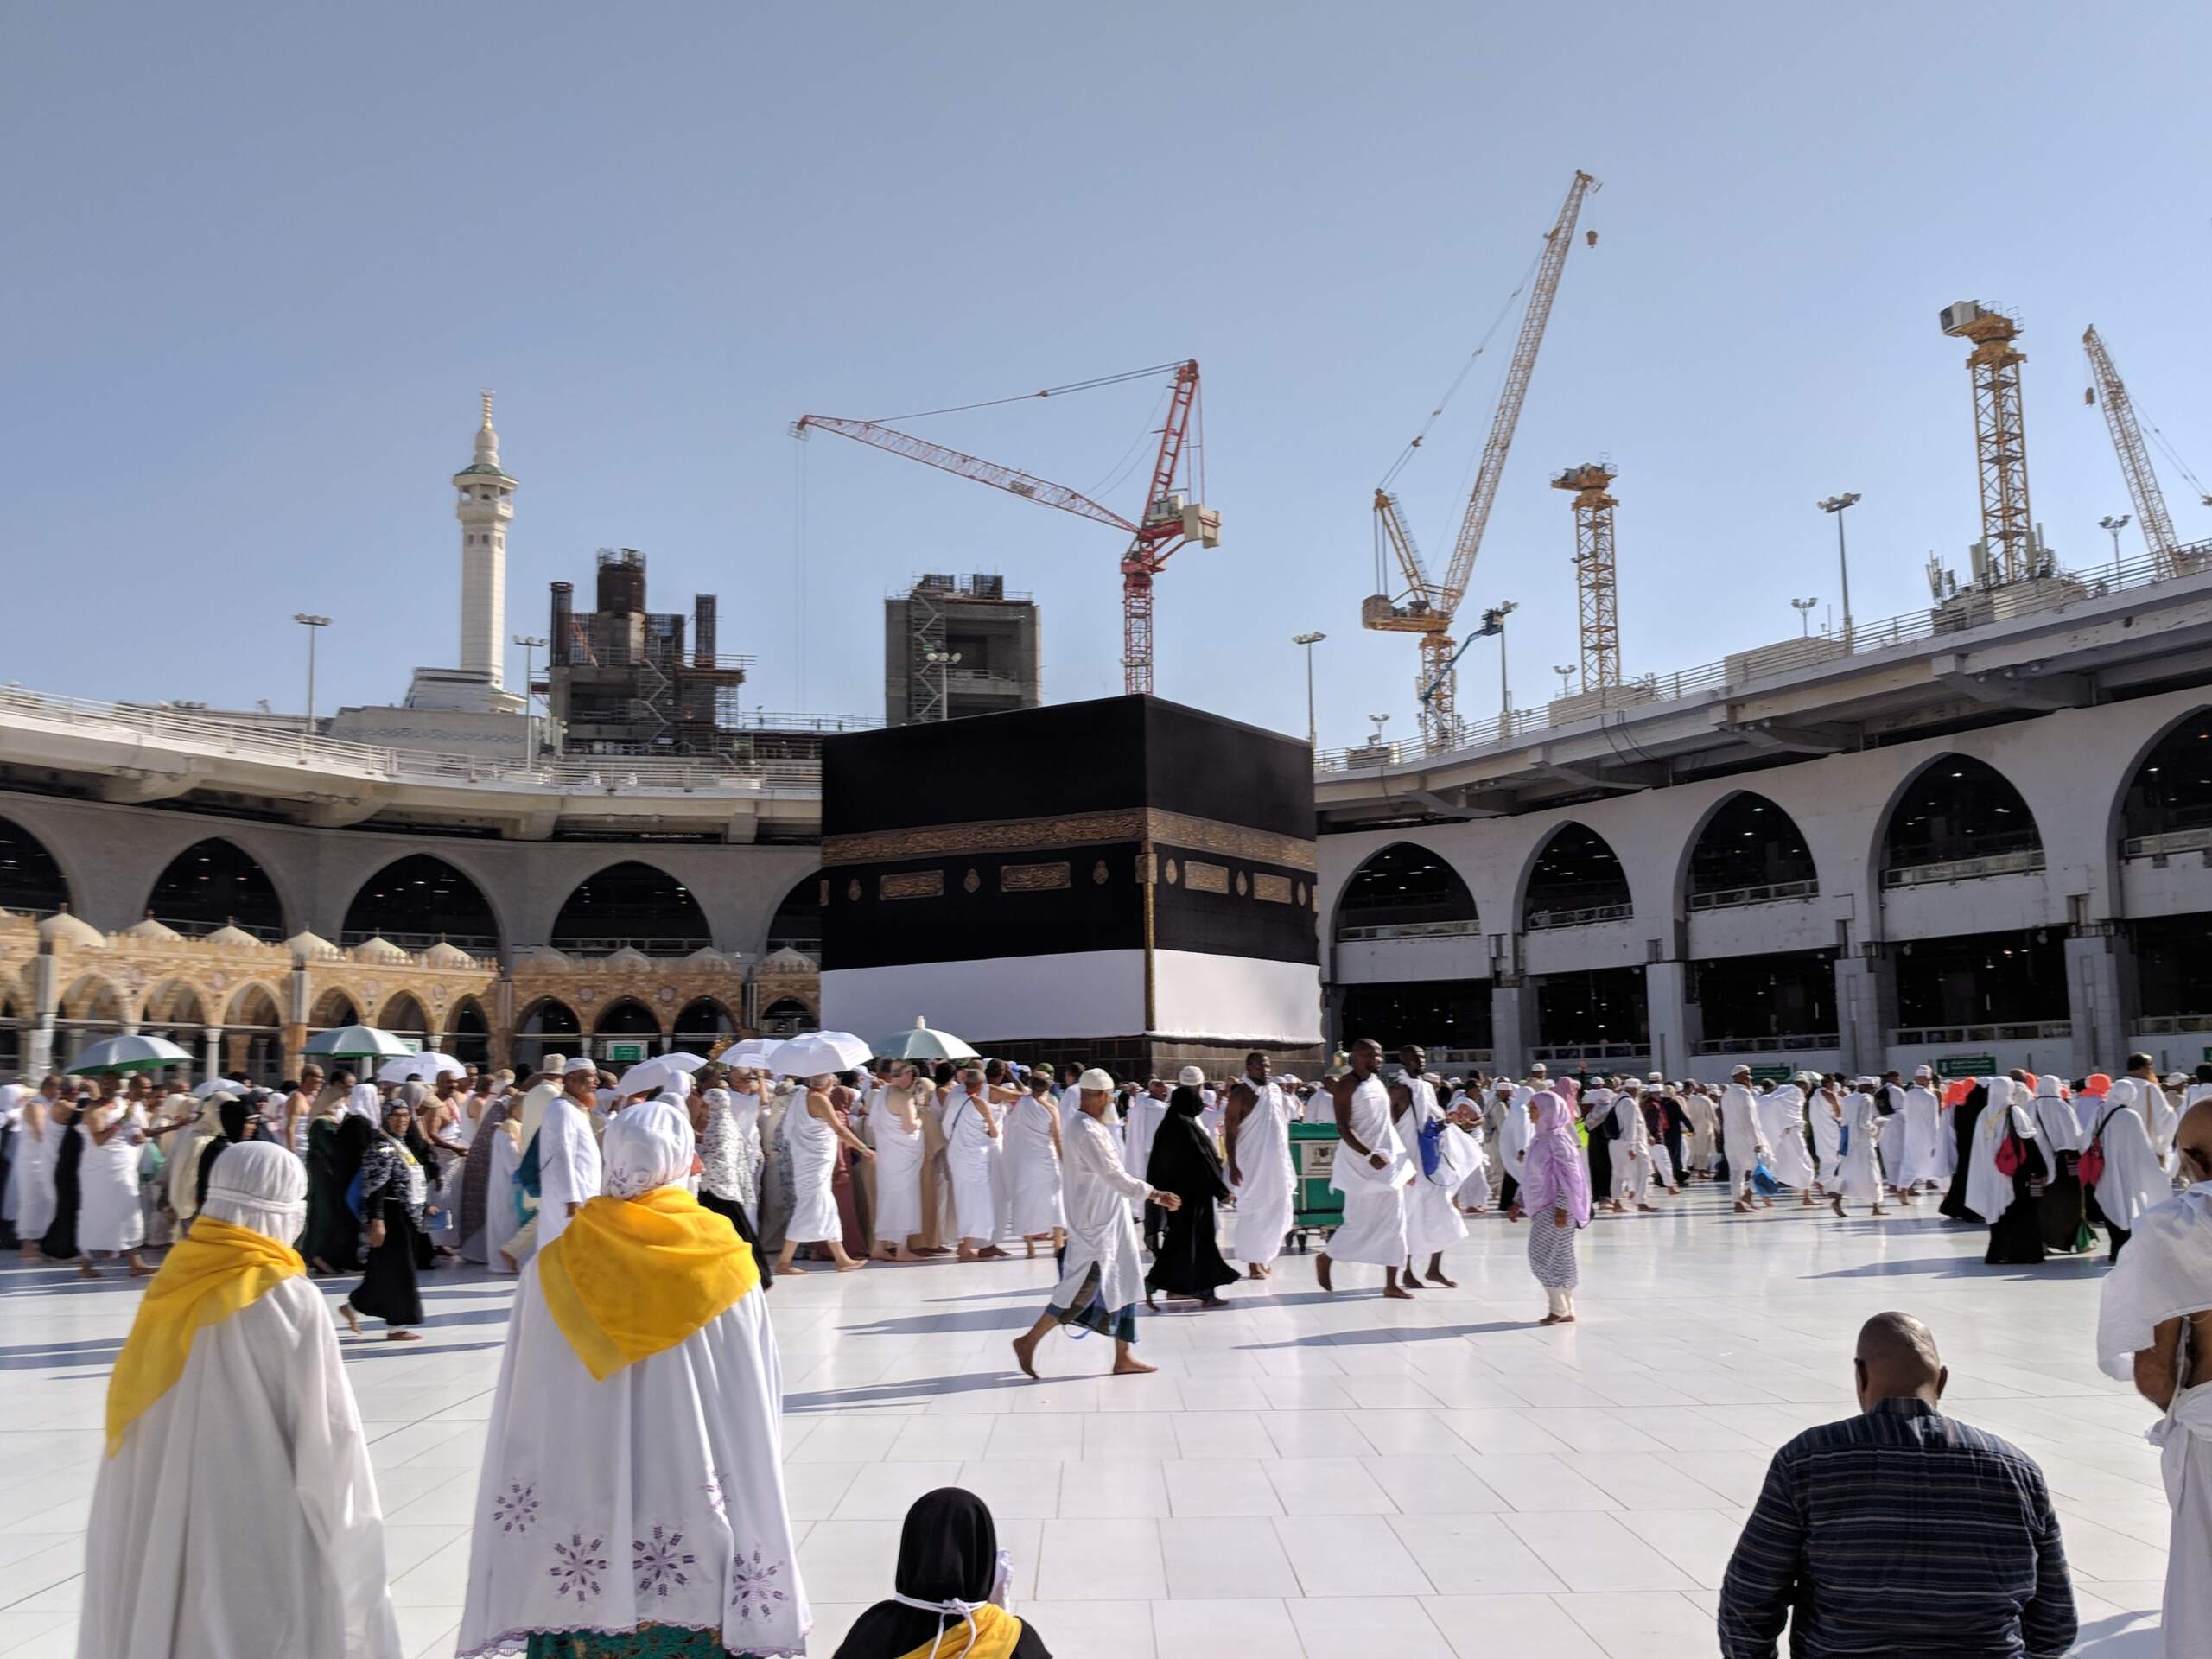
(823, 808), (1316, 874)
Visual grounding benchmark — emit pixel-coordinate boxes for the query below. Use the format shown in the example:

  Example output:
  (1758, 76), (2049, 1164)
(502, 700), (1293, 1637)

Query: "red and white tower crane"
(795, 360), (1220, 696)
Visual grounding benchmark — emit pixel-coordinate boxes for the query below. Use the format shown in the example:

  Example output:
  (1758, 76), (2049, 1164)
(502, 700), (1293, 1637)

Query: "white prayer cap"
(1647, 1071), (1663, 1083)
(542, 1054), (568, 1074)
(200, 1141), (308, 1241)
(1731, 1065), (1752, 1078)
(1914, 1065), (1934, 1079)
(563, 1055), (600, 1077)
(1076, 1067), (1115, 1092)
(1528, 1063), (1548, 1075)
(1177, 1065), (1205, 1088)
(603, 1099), (695, 1198)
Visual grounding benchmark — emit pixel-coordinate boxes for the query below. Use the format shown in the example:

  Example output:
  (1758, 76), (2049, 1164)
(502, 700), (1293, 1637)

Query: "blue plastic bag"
(1751, 1159), (1781, 1197)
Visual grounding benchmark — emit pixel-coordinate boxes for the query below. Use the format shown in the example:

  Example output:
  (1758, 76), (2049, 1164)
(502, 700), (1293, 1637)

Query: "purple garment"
(1517, 1090), (1592, 1228)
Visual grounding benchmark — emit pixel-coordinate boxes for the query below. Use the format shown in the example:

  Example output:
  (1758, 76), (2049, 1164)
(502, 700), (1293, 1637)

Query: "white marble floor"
(0, 1189), (2168, 1657)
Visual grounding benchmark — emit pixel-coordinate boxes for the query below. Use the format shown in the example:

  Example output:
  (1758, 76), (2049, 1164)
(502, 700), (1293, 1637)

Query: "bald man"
(1720, 1312), (2075, 1658)
(2097, 1098), (2212, 1650)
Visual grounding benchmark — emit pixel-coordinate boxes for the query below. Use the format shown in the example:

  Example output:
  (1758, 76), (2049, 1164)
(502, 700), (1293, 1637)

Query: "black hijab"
(832, 1488), (1049, 1658)
(1144, 1084), (1227, 1202)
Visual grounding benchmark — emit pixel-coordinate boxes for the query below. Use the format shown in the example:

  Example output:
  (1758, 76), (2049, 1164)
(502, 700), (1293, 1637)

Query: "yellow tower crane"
(1552, 461), (1619, 691)
(2082, 324), (2198, 580)
(1366, 170), (1598, 753)
(1939, 301), (2036, 586)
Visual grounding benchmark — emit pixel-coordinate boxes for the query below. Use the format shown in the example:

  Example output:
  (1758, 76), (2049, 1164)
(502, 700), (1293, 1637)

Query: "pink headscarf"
(1517, 1090), (1592, 1228)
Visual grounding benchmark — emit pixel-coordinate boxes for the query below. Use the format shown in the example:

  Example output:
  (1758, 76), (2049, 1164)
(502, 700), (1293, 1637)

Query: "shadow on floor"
(2073, 1608), (2160, 1655)
(0, 1337), (125, 1370)
(1236, 1319), (1530, 1350)
(1807, 1255), (2108, 1281)
(785, 1369), (1055, 1413)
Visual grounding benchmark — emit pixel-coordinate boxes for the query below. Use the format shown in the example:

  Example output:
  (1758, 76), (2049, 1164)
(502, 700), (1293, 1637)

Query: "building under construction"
(883, 573), (1042, 725)
(545, 549), (755, 759)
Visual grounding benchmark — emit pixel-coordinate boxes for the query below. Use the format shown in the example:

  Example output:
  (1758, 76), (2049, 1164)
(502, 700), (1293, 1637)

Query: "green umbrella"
(69, 1033), (194, 1075)
(302, 1024), (414, 1061)
(873, 1017), (980, 1064)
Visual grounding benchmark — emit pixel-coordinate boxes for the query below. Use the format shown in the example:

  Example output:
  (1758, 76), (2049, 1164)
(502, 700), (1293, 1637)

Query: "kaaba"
(818, 695), (1323, 1076)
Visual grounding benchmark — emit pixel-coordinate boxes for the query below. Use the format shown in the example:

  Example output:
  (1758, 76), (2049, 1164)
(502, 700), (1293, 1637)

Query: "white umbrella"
(614, 1058), (682, 1097)
(874, 1016), (979, 1064)
(764, 1030), (874, 1078)
(191, 1077), (240, 1098)
(720, 1038), (780, 1069)
(302, 1024), (414, 1060)
(376, 1051), (467, 1084)
(70, 1034), (194, 1074)
(659, 1052), (709, 1074)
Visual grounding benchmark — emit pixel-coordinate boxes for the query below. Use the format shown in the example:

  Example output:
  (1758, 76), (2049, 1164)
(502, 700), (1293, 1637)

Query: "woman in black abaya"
(1143, 1084), (1236, 1308)
(1938, 1079), (1986, 1222)
(338, 1098), (428, 1340)
(834, 1488), (1050, 1659)
(38, 1097), (86, 1262)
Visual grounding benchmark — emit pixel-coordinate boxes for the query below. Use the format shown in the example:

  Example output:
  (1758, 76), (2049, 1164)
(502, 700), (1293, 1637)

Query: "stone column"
(200, 1025), (222, 1085)
(1834, 951), (1897, 1078)
(1490, 982), (1537, 1077)
(2064, 930), (2131, 1077)
(282, 1022), (308, 1079)
(1644, 960), (1693, 1077)
(27, 954), (59, 1081)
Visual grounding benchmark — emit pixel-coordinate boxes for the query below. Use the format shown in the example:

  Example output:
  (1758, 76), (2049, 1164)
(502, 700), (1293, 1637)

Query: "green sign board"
(601, 1040), (650, 1065)
(1746, 1065), (1796, 1085)
(1935, 1054), (1995, 1079)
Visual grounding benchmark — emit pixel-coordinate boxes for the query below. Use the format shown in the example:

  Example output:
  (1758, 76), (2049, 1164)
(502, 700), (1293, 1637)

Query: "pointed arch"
(1681, 791), (1820, 910)
(225, 982), (284, 1028)
(60, 975), (126, 1024)
(1520, 823), (1631, 931)
(551, 862), (709, 952)
(307, 988), (359, 1029)
(593, 996), (663, 1037)
(141, 979), (208, 1030)
(444, 995), (492, 1065)
(1332, 842), (1477, 940)
(0, 815), (70, 914)
(2117, 704), (2212, 849)
(518, 996), (582, 1038)
(342, 855), (502, 951)
(378, 992), (430, 1037)
(759, 995), (815, 1036)
(1878, 753), (2042, 880)
(766, 874), (823, 955)
(143, 837), (285, 936)
(673, 997), (738, 1048)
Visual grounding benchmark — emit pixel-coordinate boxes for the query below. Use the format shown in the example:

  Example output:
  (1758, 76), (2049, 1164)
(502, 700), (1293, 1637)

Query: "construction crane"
(794, 360), (1219, 696)
(1366, 169), (1598, 753)
(1553, 461), (1620, 691)
(1939, 301), (2037, 586)
(2082, 324), (2200, 580)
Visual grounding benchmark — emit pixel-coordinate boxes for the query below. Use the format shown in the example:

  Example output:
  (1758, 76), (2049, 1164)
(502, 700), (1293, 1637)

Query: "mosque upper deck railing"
(1314, 539), (2212, 774)
(0, 686), (828, 794)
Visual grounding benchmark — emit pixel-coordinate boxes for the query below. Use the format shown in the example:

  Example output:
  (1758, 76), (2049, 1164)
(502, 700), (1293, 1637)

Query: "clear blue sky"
(5, 3), (2207, 748)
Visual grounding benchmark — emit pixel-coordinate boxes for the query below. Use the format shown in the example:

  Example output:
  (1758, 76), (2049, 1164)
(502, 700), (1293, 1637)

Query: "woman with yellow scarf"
(457, 1099), (809, 1659)
(80, 1141), (402, 1657)
(834, 1489), (1048, 1659)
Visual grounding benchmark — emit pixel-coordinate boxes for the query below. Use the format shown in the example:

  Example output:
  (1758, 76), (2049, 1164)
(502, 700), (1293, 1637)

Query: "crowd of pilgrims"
(0, 1040), (2201, 1656)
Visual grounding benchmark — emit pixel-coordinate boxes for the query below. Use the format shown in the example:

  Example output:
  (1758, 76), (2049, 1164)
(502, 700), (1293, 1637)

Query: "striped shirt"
(1719, 1397), (2075, 1658)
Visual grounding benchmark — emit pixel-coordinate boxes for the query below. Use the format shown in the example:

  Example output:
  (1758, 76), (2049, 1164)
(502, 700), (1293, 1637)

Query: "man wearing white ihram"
(776, 1071), (872, 1274)
(1224, 1050), (1295, 1279)
(535, 1056), (606, 1252)
(82, 1142), (402, 1658)
(1607, 1079), (1655, 1212)
(944, 1065), (1008, 1261)
(1392, 1046), (1467, 1284)
(1317, 1039), (1414, 1299)
(2097, 1098), (2212, 1655)
(1721, 1065), (1774, 1214)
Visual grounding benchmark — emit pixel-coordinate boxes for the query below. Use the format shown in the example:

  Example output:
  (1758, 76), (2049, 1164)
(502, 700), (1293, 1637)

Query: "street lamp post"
(512, 633), (547, 760)
(1790, 596), (1818, 637)
(1817, 493), (1860, 649)
(1552, 663), (1577, 699)
(291, 613), (331, 748)
(1291, 631), (1326, 752)
(921, 648), (962, 721)
(1475, 601), (1517, 734)
(2099, 513), (2132, 583)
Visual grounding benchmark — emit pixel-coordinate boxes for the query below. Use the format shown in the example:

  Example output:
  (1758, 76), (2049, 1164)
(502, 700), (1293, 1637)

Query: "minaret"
(454, 391), (515, 690)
